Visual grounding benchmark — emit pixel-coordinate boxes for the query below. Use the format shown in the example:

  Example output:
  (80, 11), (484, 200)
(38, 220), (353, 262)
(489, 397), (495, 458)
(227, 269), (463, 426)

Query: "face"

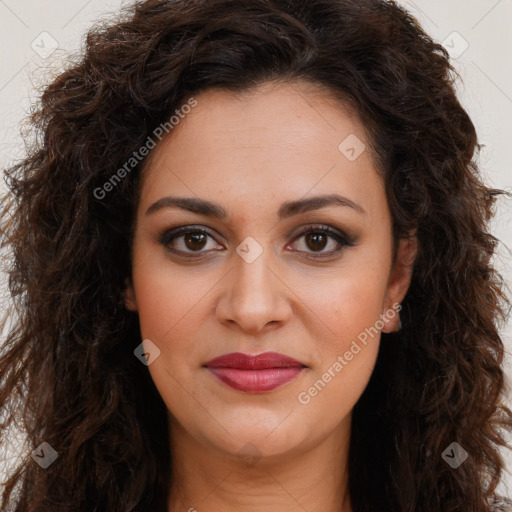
(125, 80), (416, 464)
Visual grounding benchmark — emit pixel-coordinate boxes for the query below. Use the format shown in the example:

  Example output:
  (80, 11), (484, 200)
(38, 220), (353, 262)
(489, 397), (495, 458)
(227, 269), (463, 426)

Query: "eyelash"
(158, 224), (356, 259)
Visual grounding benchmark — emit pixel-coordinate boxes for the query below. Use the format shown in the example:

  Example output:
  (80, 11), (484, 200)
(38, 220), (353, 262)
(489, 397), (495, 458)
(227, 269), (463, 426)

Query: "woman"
(1, 0), (511, 510)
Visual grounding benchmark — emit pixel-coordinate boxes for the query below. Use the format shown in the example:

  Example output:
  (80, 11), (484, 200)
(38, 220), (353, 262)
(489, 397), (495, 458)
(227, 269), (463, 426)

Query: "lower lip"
(206, 367), (304, 392)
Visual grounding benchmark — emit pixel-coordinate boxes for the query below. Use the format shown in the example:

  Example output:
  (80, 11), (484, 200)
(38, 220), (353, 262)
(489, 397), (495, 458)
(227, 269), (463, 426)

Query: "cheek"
(296, 342), (378, 441)
(130, 261), (208, 420)
(130, 243), (211, 343)
(307, 258), (391, 347)
(295, 285), (385, 434)
(296, 258), (389, 410)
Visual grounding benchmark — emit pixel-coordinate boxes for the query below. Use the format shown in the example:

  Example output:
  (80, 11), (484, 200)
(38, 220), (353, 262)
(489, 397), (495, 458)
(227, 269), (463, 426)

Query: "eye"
(289, 224), (355, 257)
(159, 226), (223, 257)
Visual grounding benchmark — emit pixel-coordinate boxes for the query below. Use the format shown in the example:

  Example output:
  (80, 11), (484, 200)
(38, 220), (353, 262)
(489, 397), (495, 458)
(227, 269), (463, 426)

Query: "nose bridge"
(235, 244), (273, 300)
(216, 235), (290, 332)
(233, 237), (276, 311)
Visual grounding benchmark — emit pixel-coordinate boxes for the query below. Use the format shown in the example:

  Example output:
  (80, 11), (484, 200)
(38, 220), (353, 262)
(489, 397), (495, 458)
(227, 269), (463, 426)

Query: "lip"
(203, 352), (307, 393)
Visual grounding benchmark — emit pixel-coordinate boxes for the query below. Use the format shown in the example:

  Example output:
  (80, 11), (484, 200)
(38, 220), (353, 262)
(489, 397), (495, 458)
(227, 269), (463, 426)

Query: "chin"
(205, 420), (310, 460)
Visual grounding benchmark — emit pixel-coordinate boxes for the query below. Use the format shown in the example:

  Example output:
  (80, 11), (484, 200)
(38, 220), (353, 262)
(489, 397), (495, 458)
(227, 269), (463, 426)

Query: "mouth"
(202, 352), (307, 393)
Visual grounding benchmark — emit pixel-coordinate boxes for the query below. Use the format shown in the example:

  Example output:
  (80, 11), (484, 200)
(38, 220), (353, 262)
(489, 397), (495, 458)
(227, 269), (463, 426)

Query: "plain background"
(0, 0), (511, 500)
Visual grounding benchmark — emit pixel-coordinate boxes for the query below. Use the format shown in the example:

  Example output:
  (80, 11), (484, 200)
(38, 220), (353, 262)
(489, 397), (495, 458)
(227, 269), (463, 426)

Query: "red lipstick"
(203, 352), (306, 393)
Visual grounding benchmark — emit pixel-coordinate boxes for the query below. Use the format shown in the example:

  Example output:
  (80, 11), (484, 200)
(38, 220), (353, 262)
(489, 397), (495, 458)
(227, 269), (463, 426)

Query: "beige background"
(0, 0), (511, 499)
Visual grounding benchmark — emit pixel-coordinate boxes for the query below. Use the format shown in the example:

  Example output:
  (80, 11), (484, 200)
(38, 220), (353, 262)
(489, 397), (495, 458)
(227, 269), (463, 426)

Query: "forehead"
(138, 80), (386, 221)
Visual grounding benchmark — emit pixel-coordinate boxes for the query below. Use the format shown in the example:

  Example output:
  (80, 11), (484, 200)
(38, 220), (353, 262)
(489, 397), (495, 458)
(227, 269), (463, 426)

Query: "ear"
(123, 277), (138, 312)
(381, 232), (417, 333)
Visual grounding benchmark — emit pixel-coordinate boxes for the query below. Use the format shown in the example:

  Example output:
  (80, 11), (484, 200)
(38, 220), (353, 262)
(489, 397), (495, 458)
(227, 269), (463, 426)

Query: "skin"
(124, 80), (417, 512)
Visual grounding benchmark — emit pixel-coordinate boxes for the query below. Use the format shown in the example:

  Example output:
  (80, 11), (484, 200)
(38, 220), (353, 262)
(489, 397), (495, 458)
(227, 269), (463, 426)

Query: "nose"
(215, 245), (292, 335)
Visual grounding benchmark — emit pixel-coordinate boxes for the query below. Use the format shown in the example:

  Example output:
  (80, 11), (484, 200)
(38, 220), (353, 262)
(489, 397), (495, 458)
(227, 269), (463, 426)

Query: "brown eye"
(290, 224), (356, 257)
(304, 232), (328, 252)
(159, 226), (223, 256)
(183, 232), (208, 251)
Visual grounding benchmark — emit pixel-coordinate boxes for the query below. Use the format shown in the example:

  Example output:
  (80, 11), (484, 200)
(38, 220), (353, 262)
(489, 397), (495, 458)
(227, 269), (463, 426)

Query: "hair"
(1, 0), (511, 510)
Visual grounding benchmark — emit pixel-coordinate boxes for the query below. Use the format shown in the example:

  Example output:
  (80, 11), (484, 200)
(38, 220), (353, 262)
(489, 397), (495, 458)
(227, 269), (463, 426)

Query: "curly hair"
(1, 0), (511, 510)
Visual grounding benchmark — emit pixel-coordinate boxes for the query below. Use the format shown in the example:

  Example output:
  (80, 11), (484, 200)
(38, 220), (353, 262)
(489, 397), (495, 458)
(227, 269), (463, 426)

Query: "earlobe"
(382, 232), (418, 333)
(123, 277), (138, 312)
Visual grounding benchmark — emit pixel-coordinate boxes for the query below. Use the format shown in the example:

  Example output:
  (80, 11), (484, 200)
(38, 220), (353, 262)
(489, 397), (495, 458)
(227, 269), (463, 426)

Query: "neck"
(166, 413), (353, 512)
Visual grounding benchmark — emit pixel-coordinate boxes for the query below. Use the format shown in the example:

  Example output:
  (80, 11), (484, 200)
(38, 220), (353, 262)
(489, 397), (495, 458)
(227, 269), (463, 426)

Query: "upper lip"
(203, 352), (307, 370)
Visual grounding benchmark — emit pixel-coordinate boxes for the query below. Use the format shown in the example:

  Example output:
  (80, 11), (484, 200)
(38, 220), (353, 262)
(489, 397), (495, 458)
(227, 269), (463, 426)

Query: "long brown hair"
(1, 0), (511, 510)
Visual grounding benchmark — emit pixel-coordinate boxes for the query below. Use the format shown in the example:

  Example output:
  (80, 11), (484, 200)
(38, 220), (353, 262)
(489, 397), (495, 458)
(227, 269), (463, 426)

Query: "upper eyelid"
(163, 223), (347, 238)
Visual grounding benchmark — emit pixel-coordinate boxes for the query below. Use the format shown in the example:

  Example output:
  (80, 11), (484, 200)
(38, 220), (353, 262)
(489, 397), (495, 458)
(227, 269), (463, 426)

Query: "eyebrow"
(145, 193), (365, 218)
